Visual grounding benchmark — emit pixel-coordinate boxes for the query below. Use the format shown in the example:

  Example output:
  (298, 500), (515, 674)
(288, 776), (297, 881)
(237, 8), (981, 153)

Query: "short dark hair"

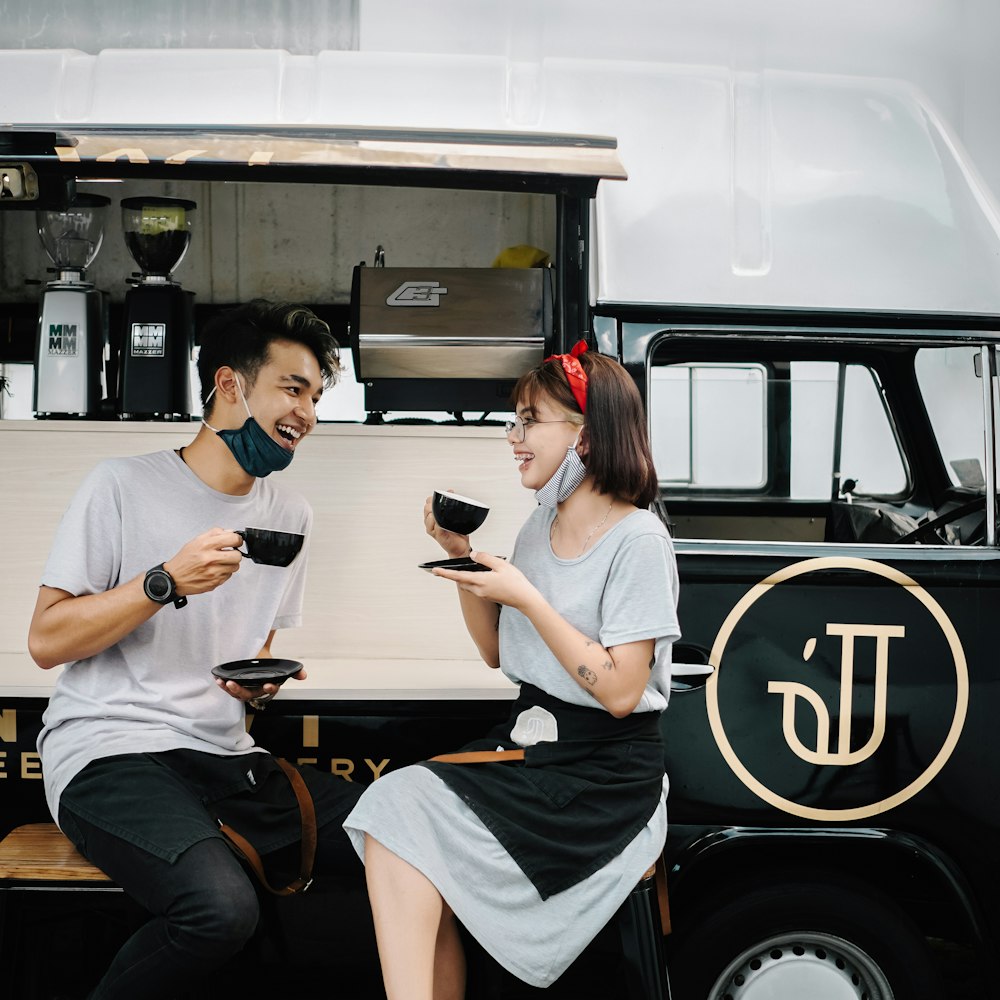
(512, 350), (659, 507)
(198, 300), (342, 417)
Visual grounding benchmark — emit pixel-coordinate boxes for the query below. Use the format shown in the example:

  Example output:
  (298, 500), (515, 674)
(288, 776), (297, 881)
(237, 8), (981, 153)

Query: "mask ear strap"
(234, 376), (253, 419)
(543, 340), (589, 413)
(201, 374), (251, 432)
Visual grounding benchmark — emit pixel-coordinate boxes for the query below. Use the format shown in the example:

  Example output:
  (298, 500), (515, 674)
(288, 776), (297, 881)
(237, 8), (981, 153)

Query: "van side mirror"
(973, 351), (997, 377)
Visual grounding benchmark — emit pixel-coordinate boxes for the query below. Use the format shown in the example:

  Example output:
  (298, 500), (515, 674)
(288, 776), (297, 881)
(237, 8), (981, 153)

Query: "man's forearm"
(28, 578), (160, 669)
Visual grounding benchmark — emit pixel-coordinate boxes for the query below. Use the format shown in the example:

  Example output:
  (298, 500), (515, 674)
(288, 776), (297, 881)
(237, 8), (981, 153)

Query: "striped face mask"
(535, 429), (587, 508)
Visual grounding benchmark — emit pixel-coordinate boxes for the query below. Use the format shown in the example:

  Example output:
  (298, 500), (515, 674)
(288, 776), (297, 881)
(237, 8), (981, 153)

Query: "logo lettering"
(768, 623), (904, 765)
(386, 281), (449, 307)
(47, 324), (78, 356)
(706, 556), (968, 821)
(131, 323), (166, 358)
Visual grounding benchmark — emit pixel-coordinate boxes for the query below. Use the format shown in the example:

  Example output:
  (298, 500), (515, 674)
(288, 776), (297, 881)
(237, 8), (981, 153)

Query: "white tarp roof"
(4, 0), (1000, 313)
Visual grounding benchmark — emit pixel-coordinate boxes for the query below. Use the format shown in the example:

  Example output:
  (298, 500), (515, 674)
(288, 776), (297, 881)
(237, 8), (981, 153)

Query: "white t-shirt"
(36, 449), (312, 821)
(499, 506), (680, 712)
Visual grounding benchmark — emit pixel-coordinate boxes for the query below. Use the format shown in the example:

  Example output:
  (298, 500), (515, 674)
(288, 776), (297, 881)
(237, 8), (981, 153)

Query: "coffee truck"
(2, 36), (1000, 1000)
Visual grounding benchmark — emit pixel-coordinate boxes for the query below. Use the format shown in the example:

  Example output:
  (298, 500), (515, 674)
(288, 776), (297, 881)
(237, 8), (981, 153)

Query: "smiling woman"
(345, 345), (680, 1000)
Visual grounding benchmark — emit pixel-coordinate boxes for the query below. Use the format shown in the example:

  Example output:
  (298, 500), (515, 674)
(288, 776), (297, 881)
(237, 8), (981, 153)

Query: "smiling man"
(27, 300), (365, 1000)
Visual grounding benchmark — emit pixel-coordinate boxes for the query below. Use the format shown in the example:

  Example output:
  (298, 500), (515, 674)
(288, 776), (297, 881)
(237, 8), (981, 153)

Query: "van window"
(793, 361), (907, 499)
(915, 346), (989, 488)
(650, 359), (907, 499)
(651, 363), (766, 489)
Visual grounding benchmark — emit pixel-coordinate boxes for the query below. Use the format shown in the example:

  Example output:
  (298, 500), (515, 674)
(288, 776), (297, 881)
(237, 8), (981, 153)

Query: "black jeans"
(59, 794), (363, 1000)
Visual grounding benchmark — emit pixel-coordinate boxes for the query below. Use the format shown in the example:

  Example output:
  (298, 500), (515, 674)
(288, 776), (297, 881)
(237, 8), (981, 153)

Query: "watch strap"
(144, 563), (187, 609)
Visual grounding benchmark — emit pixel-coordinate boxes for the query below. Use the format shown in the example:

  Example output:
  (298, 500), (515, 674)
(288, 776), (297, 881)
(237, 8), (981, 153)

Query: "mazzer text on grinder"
(33, 193), (112, 418)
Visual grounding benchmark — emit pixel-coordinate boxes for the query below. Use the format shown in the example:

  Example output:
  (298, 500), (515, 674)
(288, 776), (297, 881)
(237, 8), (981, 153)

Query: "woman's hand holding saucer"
(433, 550), (537, 610)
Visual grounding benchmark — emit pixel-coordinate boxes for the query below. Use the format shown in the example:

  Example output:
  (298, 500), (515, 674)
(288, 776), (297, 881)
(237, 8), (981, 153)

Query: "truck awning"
(0, 124), (626, 197)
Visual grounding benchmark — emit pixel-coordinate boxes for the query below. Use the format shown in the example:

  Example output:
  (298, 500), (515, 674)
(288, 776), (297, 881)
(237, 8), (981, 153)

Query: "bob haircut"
(198, 299), (342, 417)
(511, 350), (659, 508)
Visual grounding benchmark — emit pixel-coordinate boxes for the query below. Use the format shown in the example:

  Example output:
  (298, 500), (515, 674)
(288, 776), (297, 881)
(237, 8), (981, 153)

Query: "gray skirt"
(343, 765), (667, 988)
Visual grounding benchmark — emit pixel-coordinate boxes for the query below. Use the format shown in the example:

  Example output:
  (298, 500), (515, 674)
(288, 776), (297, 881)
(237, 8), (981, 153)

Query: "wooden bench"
(0, 822), (114, 884)
(0, 823), (672, 999)
(0, 823), (124, 998)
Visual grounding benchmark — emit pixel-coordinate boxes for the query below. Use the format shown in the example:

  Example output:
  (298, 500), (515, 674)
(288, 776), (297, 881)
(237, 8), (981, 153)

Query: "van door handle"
(671, 643), (715, 692)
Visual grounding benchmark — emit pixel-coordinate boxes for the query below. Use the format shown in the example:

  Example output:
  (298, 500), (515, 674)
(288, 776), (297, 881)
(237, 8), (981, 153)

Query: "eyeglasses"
(503, 415), (574, 443)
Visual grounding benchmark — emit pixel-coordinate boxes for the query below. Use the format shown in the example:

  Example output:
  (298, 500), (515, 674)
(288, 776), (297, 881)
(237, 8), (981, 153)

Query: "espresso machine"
(33, 193), (111, 418)
(118, 196), (196, 419)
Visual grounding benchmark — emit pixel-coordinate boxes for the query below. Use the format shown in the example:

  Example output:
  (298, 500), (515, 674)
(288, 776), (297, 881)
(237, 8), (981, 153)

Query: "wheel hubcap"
(710, 931), (894, 1000)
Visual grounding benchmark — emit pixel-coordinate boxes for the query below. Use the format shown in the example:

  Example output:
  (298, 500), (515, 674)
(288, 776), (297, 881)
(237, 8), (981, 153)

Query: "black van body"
(2, 129), (998, 998)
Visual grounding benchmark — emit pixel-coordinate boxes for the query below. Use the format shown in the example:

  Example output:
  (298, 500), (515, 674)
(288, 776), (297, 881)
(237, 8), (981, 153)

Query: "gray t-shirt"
(36, 449), (312, 821)
(498, 506), (680, 712)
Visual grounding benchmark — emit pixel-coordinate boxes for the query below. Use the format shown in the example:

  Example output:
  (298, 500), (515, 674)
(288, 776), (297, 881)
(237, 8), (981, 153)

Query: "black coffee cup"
(432, 490), (490, 535)
(236, 527), (305, 567)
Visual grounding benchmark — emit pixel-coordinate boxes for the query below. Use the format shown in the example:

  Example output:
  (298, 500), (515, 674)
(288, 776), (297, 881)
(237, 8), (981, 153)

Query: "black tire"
(668, 875), (941, 1000)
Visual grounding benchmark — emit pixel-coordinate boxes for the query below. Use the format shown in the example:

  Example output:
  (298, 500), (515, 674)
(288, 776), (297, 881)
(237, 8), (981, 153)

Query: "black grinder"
(117, 196), (196, 419)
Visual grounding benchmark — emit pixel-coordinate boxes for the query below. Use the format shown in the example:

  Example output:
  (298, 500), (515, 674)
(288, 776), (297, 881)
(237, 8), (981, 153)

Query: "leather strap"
(429, 749), (526, 764)
(217, 758), (317, 896)
(654, 855), (671, 935)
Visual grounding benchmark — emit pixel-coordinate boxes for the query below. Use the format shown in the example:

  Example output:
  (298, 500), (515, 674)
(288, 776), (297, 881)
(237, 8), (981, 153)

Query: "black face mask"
(203, 376), (293, 478)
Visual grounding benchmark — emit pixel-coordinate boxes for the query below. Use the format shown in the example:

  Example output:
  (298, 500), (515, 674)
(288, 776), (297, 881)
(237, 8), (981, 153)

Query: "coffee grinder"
(33, 193), (111, 418)
(118, 196), (196, 419)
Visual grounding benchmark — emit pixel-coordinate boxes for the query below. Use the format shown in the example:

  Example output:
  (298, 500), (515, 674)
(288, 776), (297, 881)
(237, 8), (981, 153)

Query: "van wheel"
(668, 877), (940, 1000)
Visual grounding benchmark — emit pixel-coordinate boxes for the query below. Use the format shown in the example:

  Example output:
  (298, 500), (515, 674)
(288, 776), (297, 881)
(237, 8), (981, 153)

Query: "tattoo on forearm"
(602, 658), (614, 671)
(577, 665), (598, 686)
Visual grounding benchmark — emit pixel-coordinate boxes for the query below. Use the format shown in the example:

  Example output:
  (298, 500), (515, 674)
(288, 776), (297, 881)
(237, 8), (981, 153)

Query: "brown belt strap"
(429, 749), (526, 764)
(654, 855), (671, 935)
(217, 758), (317, 896)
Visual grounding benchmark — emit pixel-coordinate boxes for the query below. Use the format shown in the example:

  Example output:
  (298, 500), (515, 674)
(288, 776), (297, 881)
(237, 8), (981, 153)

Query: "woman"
(343, 342), (680, 999)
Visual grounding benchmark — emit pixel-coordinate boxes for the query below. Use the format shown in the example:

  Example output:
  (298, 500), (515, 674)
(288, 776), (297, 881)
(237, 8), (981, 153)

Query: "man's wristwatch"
(143, 563), (187, 609)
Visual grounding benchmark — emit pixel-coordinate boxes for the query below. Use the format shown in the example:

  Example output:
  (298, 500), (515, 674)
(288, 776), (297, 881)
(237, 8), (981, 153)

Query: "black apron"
(60, 747), (360, 865)
(420, 683), (665, 899)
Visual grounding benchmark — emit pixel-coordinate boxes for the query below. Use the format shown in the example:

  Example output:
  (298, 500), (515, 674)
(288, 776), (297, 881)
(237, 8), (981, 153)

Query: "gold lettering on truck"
(0, 709), (16, 743)
(706, 556), (968, 821)
(769, 623), (904, 765)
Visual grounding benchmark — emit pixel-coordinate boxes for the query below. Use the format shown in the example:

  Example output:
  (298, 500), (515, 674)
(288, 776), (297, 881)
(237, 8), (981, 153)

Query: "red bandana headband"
(543, 339), (589, 414)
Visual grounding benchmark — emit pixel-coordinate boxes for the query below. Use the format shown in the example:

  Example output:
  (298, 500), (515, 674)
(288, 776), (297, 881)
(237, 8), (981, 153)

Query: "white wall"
(0, 0), (358, 53)
(0, 420), (534, 698)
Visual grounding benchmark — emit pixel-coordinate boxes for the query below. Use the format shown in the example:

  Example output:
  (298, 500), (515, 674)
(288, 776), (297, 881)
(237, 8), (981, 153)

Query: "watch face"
(146, 570), (171, 601)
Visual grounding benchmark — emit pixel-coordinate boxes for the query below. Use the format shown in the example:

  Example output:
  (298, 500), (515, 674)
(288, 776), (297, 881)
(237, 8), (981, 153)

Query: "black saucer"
(211, 658), (303, 687)
(418, 556), (501, 573)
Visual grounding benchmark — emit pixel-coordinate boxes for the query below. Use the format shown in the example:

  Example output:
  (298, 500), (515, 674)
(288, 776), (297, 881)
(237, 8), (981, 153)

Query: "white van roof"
(4, 47), (1000, 314)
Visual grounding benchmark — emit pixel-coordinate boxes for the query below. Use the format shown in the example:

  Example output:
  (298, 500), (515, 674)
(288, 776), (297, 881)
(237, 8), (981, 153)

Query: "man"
(28, 299), (363, 1000)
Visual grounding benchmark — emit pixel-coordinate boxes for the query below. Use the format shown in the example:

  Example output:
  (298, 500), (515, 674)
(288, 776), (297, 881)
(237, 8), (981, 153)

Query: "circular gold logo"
(706, 556), (968, 821)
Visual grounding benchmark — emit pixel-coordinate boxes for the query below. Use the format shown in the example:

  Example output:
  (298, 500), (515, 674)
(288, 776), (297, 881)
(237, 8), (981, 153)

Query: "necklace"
(552, 499), (615, 557)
